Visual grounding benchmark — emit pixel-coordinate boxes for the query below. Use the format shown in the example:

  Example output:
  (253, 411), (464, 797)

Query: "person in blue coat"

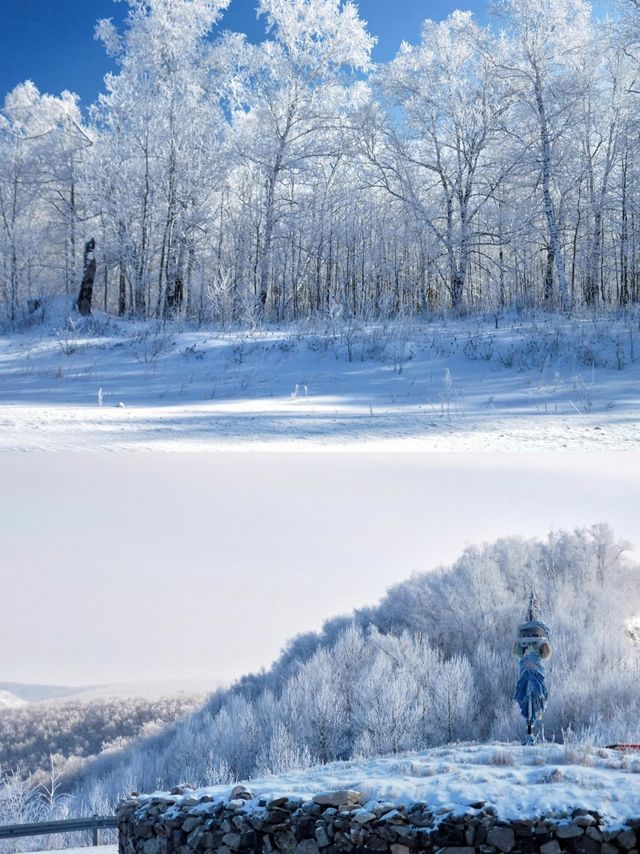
(513, 592), (552, 743)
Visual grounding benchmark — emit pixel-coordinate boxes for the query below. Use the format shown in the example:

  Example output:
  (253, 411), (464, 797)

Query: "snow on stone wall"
(117, 785), (640, 854)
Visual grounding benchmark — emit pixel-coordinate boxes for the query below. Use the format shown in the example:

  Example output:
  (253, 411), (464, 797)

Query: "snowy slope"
(29, 849), (116, 854)
(1, 313), (639, 450)
(157, 743), (640, 827)
(0, 688), (26, 708)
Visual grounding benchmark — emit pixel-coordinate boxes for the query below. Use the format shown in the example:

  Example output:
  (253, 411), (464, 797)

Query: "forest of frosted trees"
(4, 0), (640, 324)
(14, 525), (631, 812)
(0, 694), (203, 781)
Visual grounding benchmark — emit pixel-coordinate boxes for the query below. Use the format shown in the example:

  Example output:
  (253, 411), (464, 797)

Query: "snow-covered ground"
(26, 849), (116, 854)
(160, 743), (640, 827)
(30, 850), (115, 854)
(1, 312), (639, 450)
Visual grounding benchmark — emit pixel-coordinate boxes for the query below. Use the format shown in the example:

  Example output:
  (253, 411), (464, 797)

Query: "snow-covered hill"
(0, 688), (26, 709)
(1, 312), (639, 451)
(165, 743), (640, 826)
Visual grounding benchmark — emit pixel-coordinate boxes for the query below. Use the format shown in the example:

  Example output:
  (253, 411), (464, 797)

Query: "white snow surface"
(29, 849), (116, 854)
(1, 312), (640, 450)
(148, 744), (640, 828)
(0, 688), (26, 709)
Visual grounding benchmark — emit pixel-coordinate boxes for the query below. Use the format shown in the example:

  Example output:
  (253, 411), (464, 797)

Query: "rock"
(487, 826), (515, 853)
(266, 808), (292, 824)
(602, 845), (619, 854)
(221, 833), (241, 849)
(231, 814), (248, 831)
(295, 817), (316, 839)
(182, 818), (200, 833)
(313, 791), (362, 808)
(366, 835), (390, 850)
(575, 815), (597, 828)
(379, 809), (407, 824)
(373, 802), (398, 816)
(231, 785), (254, 801)
(555, 824), (584, 839)
(573, 836), (601, 854)
(539, 841), (561, 854)
(586, 827), (604, 842)
(274, 829), (298, 854)
(377, 825), (400, 843)
(616, 829), (637, 850)
(133, 822), (155, 839)
(186, 826), (206, 849)
(268, 797), (290, 809)
(295, 841), (320, 854)
(315, 827), (331, 848)
(142, 840), (165, 854)
(300, 802), (321, 817)
(436, 848), (476, 854)
(352, 809), (376, 825)
(513, 820), (534, 837)
(394, 824), (417, 839)
(390, 845), (411, 854)
(241, 830), (259, 848)
(432, 824), (465, 848)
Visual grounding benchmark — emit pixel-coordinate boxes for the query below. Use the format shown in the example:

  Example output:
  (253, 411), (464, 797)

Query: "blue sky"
(0, 0), (486, 107)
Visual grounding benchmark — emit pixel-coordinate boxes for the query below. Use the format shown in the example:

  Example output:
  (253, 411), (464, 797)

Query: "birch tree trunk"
(534, 68), (569, 309)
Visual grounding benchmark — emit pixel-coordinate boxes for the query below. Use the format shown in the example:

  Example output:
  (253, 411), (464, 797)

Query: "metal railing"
(0, 816), (118, 847)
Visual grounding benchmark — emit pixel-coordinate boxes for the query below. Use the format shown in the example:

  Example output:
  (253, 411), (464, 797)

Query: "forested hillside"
(3, 0), (640, 322)
(58, 525), (640, 810)
(0, 694), (204, 781)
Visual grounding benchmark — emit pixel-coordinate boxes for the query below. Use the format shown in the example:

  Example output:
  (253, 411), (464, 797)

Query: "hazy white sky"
(1, 453), (638, 688)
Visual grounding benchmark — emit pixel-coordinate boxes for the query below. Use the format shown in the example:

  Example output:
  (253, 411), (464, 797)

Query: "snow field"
(1, 312), (639, 451)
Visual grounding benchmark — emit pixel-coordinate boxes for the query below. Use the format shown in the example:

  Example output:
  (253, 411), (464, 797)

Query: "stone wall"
(118, 785), (640, 854)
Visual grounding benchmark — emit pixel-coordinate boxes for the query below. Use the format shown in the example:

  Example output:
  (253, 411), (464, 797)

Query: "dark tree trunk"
(451, 272), (465, 310)
(118, 266), (127, 317)
(165, 238), (186, 317)
(544, 245), (554, 304)
(77, 238), (96, 316)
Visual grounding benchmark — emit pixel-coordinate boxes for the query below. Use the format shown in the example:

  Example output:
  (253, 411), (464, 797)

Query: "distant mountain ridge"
(0, 682), (92, 703)
(0, 679), (217, 704)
